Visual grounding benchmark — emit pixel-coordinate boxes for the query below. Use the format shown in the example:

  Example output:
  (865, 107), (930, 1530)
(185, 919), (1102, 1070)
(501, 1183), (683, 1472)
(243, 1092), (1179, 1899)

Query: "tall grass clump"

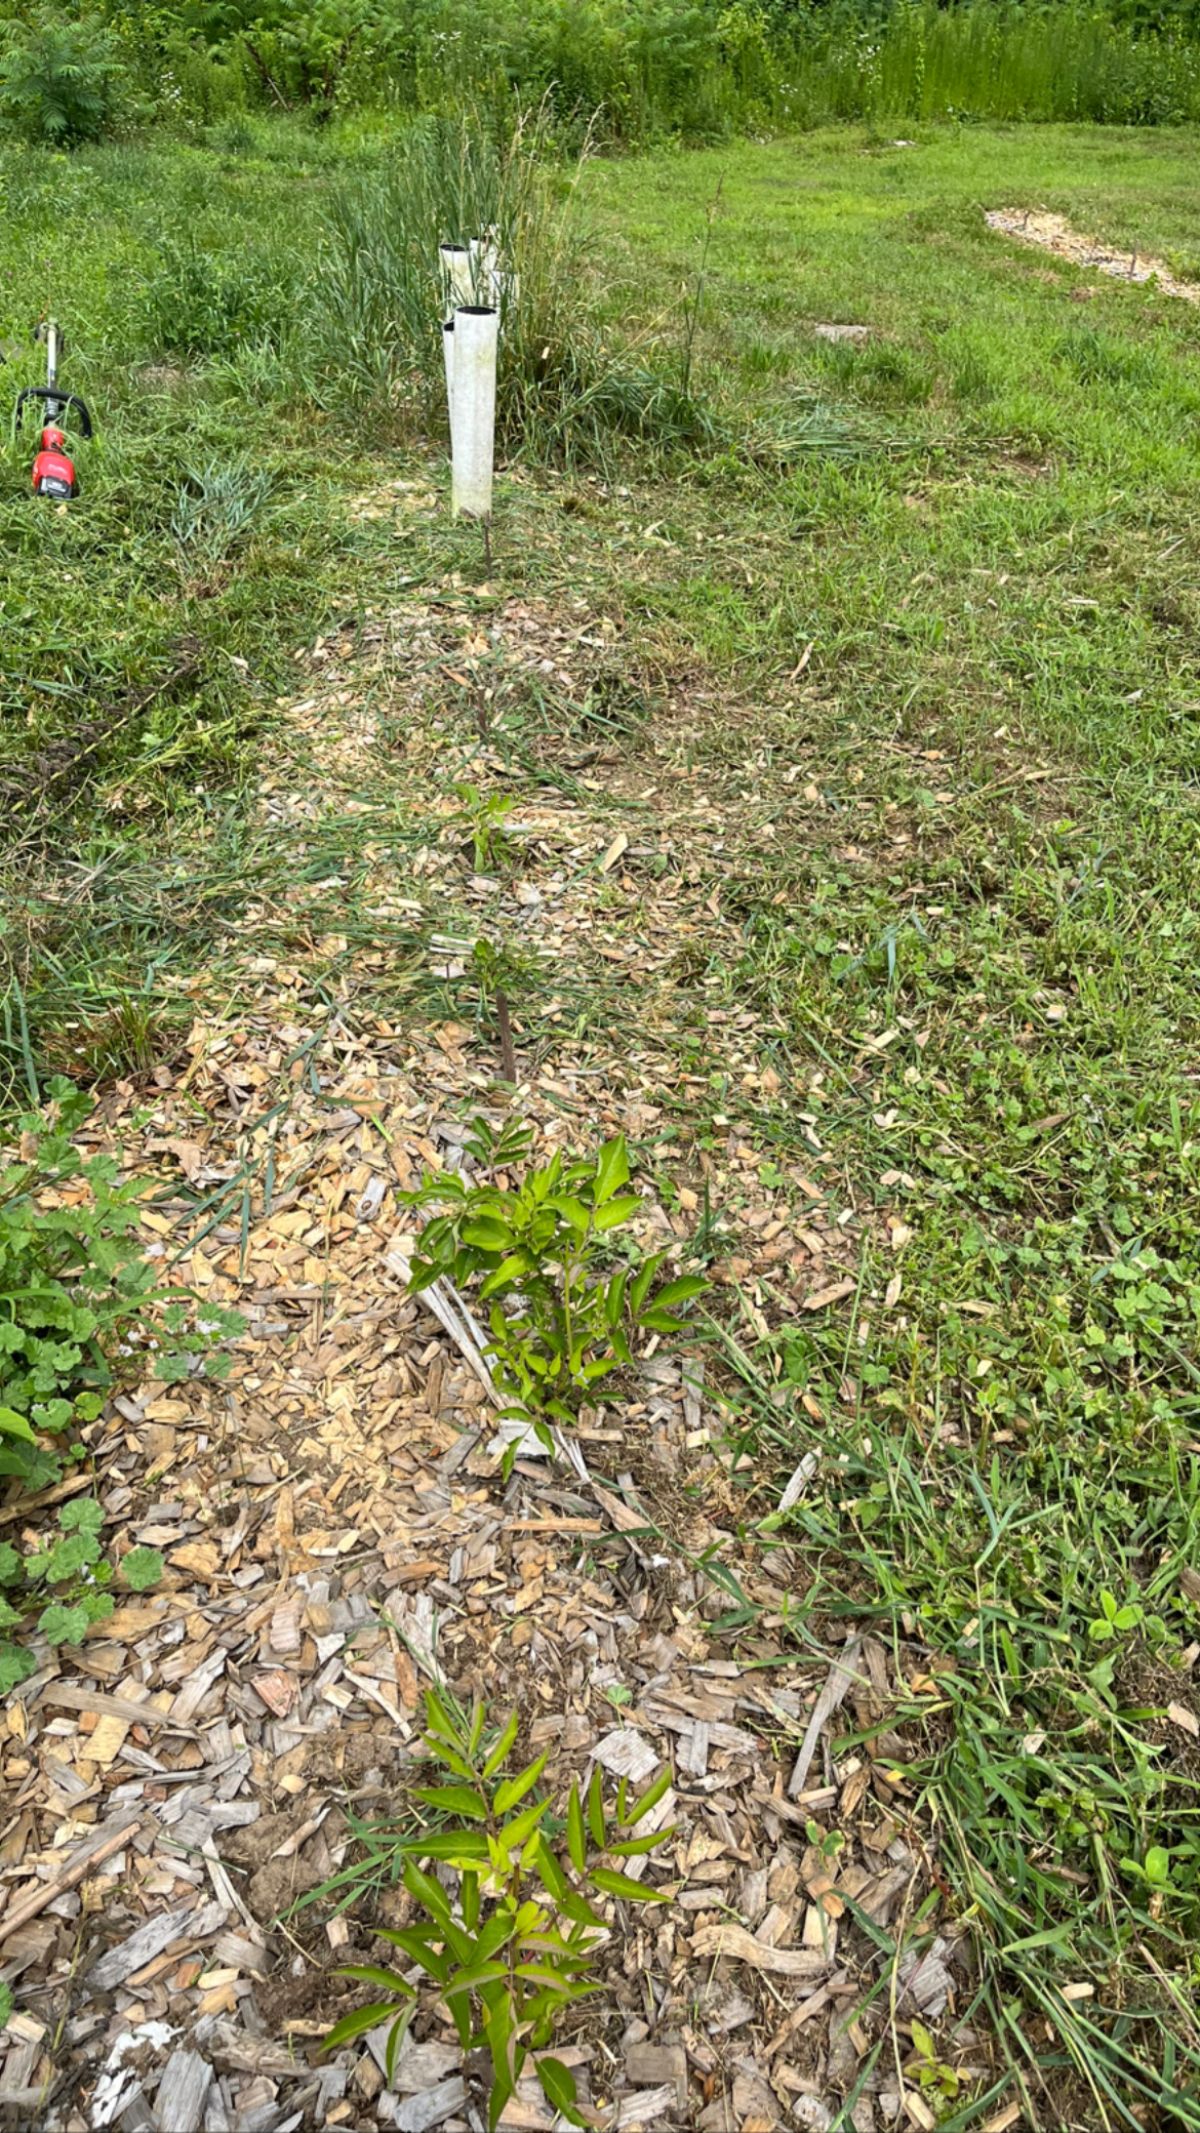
(307, 105), (716, 466)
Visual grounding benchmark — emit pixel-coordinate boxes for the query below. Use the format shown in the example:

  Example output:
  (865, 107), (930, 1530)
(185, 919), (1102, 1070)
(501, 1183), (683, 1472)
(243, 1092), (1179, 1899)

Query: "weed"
(170, 456), (278, 559)
(323, 1686), (673, 2129)
(0, 1079), (241, 1685)
(140, 231), (300, 359)
(0, 1496), (163, 1695)
(403, 1128), (706, 1463)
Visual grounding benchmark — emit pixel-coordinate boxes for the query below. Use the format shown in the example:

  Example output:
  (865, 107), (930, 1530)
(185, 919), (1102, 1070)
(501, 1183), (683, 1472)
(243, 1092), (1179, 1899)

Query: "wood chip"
(788, 1640), (863, 1796)
(154, 2048), (212, 2132)
(37, 1683), (197, 1737)
(391, 2076), (469, 2131)
(88, 1899), (226, 1991)
(592, 1727), (659, 1783)
(690, 1923), (828, 1979)
(251, 1669), (297, 1718)
(0, 1816), (141, 1947)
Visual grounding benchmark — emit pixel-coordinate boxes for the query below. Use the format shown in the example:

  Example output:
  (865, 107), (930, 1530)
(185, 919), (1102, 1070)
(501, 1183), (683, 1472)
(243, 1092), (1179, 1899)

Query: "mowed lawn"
(580, 128), (1200, 2126)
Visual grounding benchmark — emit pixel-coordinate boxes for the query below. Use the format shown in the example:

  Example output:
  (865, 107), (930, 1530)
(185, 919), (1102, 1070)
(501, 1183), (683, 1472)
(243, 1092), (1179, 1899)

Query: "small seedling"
(324, 1688), (674, 2129)
(907, 2017), (961, 2107)
(452, 782), (516, 874)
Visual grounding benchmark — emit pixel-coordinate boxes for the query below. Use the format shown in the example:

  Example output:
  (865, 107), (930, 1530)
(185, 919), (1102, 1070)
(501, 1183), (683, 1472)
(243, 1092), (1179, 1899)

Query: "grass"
(576, 122), (1200, 2126)
(4, 110), (1200, 2125)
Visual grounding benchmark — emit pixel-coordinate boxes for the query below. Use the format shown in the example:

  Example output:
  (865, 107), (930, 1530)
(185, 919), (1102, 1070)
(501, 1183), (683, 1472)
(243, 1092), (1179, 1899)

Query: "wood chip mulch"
(2, 502), (971, 2133)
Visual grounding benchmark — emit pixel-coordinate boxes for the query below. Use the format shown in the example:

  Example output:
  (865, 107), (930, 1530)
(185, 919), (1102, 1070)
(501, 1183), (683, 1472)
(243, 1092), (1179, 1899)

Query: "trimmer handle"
(13, 386), (93, 438)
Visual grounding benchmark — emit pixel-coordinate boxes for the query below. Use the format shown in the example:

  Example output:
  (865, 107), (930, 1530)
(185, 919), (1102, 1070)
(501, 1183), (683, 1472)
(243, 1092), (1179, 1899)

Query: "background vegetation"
(4, 0), (1200, 146)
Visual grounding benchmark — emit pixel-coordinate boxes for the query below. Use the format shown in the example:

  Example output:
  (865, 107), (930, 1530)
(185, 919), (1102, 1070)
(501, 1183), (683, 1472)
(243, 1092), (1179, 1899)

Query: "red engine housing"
(31, 426), (77, 499)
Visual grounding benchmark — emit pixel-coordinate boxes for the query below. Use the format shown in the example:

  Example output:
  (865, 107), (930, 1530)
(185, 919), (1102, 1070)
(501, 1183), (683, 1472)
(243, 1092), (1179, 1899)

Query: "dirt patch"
(985, 207), (1200, 304)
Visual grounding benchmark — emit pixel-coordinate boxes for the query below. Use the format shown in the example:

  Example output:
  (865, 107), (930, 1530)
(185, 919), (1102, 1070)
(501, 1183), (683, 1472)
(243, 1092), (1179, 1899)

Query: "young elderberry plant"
(402, 1130), (706, 1466)
(324, 1689), (674, 2129)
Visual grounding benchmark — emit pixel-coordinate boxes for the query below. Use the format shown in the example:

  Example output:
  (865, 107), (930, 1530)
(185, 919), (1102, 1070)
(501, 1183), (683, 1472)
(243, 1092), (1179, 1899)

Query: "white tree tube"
(442, 320), (456, 450)
(451, 305), (498, 521)
(469, 230), (501, 305)
(439, 243), (473, 316)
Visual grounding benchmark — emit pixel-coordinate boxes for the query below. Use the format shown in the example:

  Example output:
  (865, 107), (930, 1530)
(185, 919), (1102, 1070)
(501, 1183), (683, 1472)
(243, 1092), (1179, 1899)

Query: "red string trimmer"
(11, 320), (93, 499)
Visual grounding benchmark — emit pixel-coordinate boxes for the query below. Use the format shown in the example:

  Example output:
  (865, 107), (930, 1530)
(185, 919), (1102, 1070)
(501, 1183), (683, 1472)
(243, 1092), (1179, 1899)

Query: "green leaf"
(590, 1866), (669, 1903)
(493, 1747), (549, 1816)
(424, 1686), (465, 1745)
(547, 1194), (591, 1237)
(609, 1826), (677, 1857)
(335, 1964), (416, 1996)
(415, 1783), (489, 1821)
(586, 1767), (605, 1849)
(533, 1836), (569, 1904)
(39, 1601), (90, 1645)
(645, 1274), (708, 1310)
(626, 1764), (673, 1824)
(0, 1643), (36, 1693)
(59, 1496), (104, 1533)
(121, 1545), (163, 1592)
(593, 1193), (641, 1232)
(385, 2005), (413, 2088)
(628, 1250), (668, 1315)
(323, 2001), (402, 2053)
(496, 1797), (550, 1857)
(0, 1408), (35, 1444)
(480, 1252), (534, 1300)
(397, 1828), (490, 1864)
(444, 1960), (512, 1999)
(537, 2056), (583, 2125)
(594, 1136), (630, 1206)
(481, 1708), (520, 1779)
(463, 1870), (480, 1933)
(1145, 1846), (1171, 1886)
(375, 1927), (450, 1983)
(462, 1217), (513, 1251)
(475, 1910), (520, 1962)
(566, 1784), (587, 1874)
(402, 1858), (454, 1927)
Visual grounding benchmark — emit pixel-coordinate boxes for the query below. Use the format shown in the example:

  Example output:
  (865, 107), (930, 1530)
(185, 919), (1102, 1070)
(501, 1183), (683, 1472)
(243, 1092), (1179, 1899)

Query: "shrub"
(0, 10), (123, 146)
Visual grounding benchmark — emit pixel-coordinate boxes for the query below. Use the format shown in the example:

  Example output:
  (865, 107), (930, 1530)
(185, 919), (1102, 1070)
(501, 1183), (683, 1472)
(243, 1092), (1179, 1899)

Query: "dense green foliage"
(0, 8), (121, 142)
(3, 0), (1200, 142)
